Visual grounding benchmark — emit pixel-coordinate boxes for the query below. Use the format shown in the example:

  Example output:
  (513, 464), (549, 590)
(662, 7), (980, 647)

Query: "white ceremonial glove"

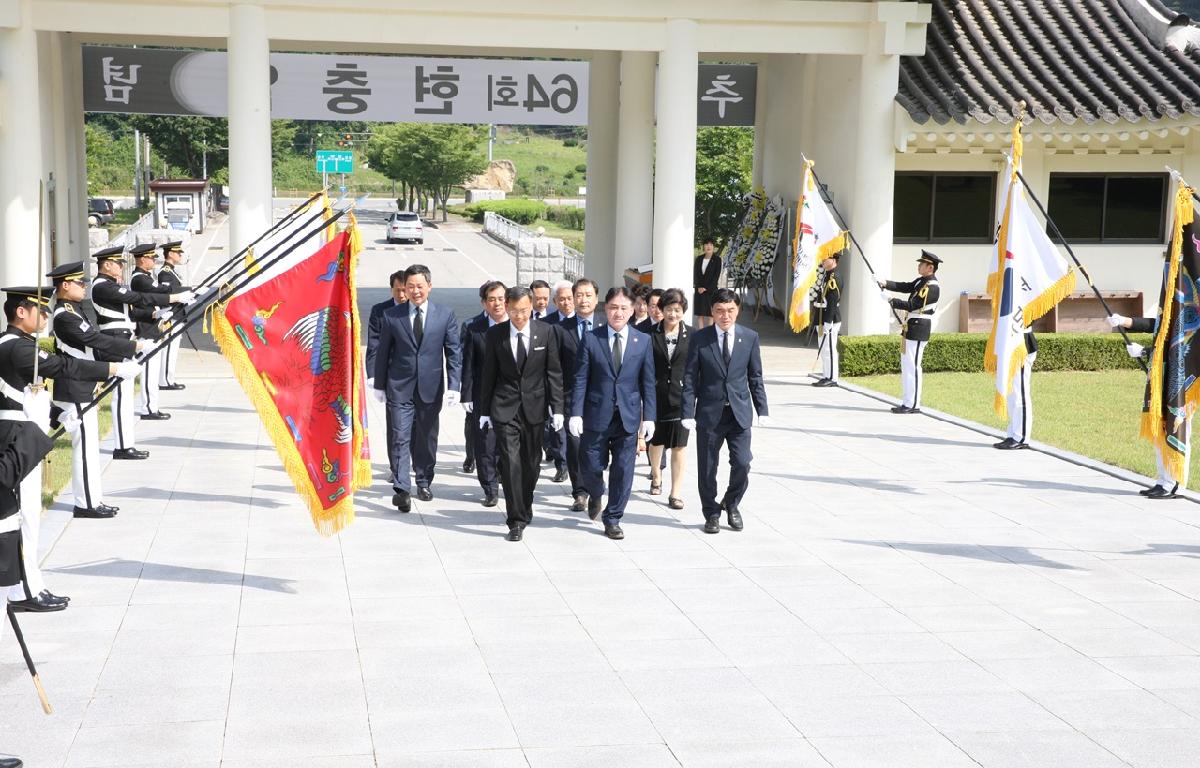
(813, 301), (826, 309)
(877, 280), (887, 290)
(755, 414), (774, 428)
(568, 416), (584, 437)
(681, 418), (697, 432)
(174, 290), (197, 306)
(58, 407), (82, 435)
(640, 420), (655, 442)
(1108, 313), (1130, 328)
(479, 415), (492, 430)
(152, 307), (170, 320)
(463, 401), (474, 413)
(366, 377), (374, 389)
(1126, 342), (1145, 359)
(21, 387), (51, 432)
(372, 388), (386, 404)
(551, 414), (564, 431)
(115, 360), (141, 380)
(445, 390), (460, 408)
(195, 284), (217, 298)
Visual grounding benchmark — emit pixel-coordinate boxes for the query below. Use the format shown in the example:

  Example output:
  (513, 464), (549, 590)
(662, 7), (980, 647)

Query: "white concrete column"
(48, 32), (83, 266)
(652, 18), (699, 298)
(846, 22), (901, 336)
(227, 3), (274, 255)
(614, 50), (656, 286)
(584, 51), (620, 288)
(64, 34), (89, 263)
(750, 57), (769, 191)
(0, 0), (44, 286)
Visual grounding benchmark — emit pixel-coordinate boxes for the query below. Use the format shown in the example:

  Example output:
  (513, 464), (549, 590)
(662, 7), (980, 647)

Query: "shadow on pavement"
(49, 558), (298, 593)
(840, 539), (1085, 571)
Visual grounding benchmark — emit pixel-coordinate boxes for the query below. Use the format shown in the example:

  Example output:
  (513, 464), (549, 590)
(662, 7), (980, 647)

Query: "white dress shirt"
(509, 322), (529, 362)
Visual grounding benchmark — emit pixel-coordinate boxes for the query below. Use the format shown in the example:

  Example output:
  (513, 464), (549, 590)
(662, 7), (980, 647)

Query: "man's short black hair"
(529, 279), (550, 291)
(649, 288), (664, 302)
(572, 278), (599, 295)
(389, 270), (406, 288)
(604, 286), (633, 304)
(631, 284), (652, 302)
(480, 280), (507, 299)
(506, 286), (533, 304)
(404, 264), (432, 284)
(711, 287), (740, 307)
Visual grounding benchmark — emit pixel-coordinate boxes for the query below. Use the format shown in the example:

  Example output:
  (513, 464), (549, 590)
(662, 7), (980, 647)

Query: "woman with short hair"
(648, 288), (692, 509)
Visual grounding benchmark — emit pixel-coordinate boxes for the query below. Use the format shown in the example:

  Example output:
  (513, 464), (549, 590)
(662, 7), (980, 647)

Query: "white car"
(387, 212), (424, 244)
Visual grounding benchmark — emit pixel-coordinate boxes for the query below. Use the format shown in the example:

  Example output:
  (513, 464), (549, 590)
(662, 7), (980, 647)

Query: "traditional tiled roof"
(898, 0), (1200, 126)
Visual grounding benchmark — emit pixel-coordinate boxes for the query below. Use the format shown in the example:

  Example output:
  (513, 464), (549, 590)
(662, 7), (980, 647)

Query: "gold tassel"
(1021, 267), (1078, 326)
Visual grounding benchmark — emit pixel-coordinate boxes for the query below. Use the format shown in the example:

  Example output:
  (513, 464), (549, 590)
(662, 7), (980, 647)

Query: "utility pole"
(202, 140), (207, 180)
(488, 124), (496, 162)
(133, 128), (142, 205)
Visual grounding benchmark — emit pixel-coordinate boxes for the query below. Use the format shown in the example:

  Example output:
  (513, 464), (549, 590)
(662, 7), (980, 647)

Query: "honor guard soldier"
(48, 262), (143, 518)
(129, 242), (171, 420)
(812, 253), (841, 387)
(879, 250), (941, 414)
(995, 328), (1037, 450)
(0, 285), (137, 612)
(90, 245), (193, 459)
(156, 240), (189, 391)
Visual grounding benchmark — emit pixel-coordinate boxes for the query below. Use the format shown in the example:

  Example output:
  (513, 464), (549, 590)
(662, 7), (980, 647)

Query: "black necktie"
(722, 332), (731, 365)
(413, 306), (424, 347)
(612, 332), (623, 375)
(516, 332), (527, 370)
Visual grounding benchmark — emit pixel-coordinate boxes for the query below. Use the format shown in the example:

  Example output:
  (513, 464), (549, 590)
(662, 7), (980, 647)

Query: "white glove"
(152, 307), (170, 319)
(195, 284), (217, 297)
(681, 418), (697, 432)
(58, 407), (82, 435)
(640, 420), (655, 442)
(366, 378), (373, 389)
(463, 401), (474, 413)
(813, 301), (826, 309)
(755, 414), (774, 427)
(21, 387), (51, 432)
(551, 414), (564, 431)
(445, 390), (460, 408)
(175, 290), (197, 305)
(372, 388), (386, 404)
(479, 415), (492, 430)
(1108, 313), (1130, 328)
(115, 360), (141, 380)
(1126, 342), (1145, 359)
(568, 416), (583, 437)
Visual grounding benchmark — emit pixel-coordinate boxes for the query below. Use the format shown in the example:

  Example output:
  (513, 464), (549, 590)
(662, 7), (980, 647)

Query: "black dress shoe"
(39, 590), (69, 604)
(112, 447), (149, 460)
(812, 378), (829, 386)
(727, 508), (744, 531)
(1139, 484), (1164, 497)
(993, 438), (1017, 449)
(483, 492), (498, 508)
(0, 756), (23, 767)
(392, 491), (411, 512)
(139, 411), (171, 420)
(817, 379), (838, 388)
(416, 487), (433, 502)
(905, 408), (921, 414)
(506, 527), (523, 542)
(9, 593), (67, 612)
(587, 496), (603, 521)
(890, 405), (910, 414)
(571, 494), (587, 512)
(97, 503), (119, 515)
(1147, 485), (1179, 500)
(552, 467), (567, 483)
(703, 517), (720, 534)
(161, 383), (186, 391)
(73, 505), (116, 519)
(462, 459), (475, 474)
(604, 524), (624, 540)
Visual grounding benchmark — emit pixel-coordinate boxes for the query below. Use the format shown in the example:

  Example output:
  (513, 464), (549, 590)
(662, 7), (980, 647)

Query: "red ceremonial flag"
(212, 223), (370, 534)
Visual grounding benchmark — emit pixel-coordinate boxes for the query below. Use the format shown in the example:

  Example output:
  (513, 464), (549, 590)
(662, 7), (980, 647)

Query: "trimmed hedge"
(463, 199), (548, 225)
(546, 204), (586, 231)
(840, 332), (1154, 377)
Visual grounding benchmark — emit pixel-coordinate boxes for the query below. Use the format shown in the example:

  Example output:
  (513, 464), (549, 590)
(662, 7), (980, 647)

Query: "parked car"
(216, 187), (229, 213)
(87, 198), (115, 226)
(387, 211), (423, 244)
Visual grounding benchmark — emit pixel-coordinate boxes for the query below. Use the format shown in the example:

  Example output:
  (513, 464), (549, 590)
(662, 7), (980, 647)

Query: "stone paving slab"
(0, 349), (1198, 767)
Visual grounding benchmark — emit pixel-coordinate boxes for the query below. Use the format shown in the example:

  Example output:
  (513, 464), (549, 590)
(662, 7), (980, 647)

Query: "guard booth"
(148, 179), (210, 234)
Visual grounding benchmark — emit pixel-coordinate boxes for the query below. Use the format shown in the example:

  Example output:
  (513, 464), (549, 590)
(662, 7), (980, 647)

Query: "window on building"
(894, 172), (995, 243)
(1047, 173), (1167, 243)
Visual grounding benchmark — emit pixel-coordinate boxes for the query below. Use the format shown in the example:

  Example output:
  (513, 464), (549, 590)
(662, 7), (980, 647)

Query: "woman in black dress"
(648, 288), (692, 509)
(693, 238), (721, 329)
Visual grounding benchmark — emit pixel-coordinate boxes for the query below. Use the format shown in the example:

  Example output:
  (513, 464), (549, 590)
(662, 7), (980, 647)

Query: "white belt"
(0, 515), (19, 533)
(0, 410), (26, 421)
(57, 341), (94, 360)
(99, 321), (135, 331)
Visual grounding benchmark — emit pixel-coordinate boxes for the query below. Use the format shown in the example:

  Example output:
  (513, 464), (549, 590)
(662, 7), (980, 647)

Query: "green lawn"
(850, 370), (1200, 488)
(493, 128), (587, 197)
(530, 218), (585, 251)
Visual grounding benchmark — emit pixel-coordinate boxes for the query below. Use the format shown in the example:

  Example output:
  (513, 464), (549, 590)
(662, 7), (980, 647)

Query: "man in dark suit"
(365, 270), (406, 481)
(461, 281), (507, 507)
(568, 286), (656, 540)
(558, 278), (600, 510)
(681, 288), (770, 534)
(479, 286), (564, 540)
(529, 279), (551, 320)
(372, 264), (462, 511)
(460, 305), (485, 475)
(541, 280), (574, 478)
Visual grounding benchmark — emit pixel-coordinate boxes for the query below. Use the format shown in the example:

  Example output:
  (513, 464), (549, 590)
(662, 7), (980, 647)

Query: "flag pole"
(800, 156), (905, 328)
(1013, 169), (1148, 373)
(8, 603), (52, 714)
(32, 180), (45, 388)
(55, 206), (351, 435)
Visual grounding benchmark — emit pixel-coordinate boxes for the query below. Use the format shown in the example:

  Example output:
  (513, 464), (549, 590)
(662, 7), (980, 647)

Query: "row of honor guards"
(367, 266), (771, 542)
(0, 242), (200, 614)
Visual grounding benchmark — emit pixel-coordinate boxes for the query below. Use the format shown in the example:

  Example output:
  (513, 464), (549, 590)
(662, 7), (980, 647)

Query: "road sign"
(315, 150), (353, 174)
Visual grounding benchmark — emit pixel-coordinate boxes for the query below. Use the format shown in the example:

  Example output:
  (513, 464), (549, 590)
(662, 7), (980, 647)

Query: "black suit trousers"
(464, 411), (476, 462)
(496, 416), (544, 529)
(695, 405), (753, 519)
(474, 418), (499, 494)
(388, 396), (441, 493)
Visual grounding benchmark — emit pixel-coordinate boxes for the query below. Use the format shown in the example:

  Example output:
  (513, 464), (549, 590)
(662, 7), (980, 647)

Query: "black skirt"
(693, 290), (713, 317)
(650, 419), (690, 448)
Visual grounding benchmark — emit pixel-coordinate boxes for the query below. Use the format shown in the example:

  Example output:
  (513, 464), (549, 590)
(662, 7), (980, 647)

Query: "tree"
(369, 124), (487, 221)
(694, 126), (754, 245)
(130, 115), (228, 178)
